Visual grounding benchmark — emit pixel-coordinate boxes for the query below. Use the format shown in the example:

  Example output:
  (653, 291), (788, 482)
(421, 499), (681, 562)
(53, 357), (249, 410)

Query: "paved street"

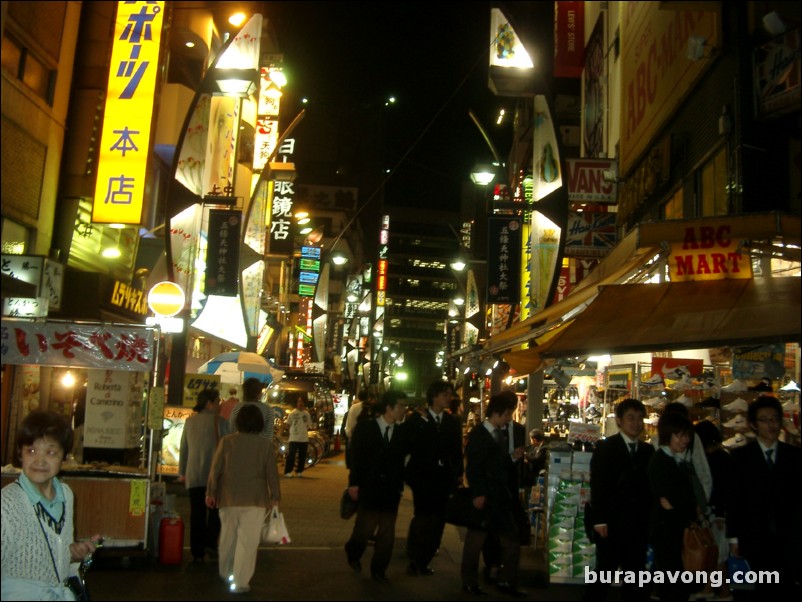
(87, 450), (593, 601)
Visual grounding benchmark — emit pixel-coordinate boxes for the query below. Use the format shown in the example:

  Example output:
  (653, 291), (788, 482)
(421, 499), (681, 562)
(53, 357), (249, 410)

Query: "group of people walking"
(343, 381), (537, 597)
(585, 395), (801, 602)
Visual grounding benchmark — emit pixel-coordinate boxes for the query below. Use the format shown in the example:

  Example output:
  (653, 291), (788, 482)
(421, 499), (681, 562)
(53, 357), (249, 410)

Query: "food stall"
(1, 319), (159, 551)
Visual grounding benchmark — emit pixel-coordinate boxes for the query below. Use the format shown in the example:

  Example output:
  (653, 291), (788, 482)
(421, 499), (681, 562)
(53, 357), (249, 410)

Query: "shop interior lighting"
(228, 12), (247, 27)
(61, 371), (76, 388)
(102, 247), (121, 258)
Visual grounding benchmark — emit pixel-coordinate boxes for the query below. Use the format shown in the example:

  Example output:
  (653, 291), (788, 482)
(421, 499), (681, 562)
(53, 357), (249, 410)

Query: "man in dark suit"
(404, 380), (464, 577)
(482, 391), (528, 584)
(584, 398), (654, 601)
(344, 390), (409, 583)
(727, 395), (801, 599)
(461, 394), (526, 598)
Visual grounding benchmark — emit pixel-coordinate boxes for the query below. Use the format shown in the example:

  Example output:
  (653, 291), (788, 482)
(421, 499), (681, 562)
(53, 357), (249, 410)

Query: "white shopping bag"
(261, 507), (291, 545)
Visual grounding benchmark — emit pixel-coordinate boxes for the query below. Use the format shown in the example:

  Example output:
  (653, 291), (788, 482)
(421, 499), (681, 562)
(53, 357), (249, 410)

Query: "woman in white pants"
(206, 404), (280, 594)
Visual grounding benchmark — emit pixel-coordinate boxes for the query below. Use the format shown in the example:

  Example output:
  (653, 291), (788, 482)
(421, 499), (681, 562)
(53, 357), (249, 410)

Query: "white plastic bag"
(261, 507), (290, 545)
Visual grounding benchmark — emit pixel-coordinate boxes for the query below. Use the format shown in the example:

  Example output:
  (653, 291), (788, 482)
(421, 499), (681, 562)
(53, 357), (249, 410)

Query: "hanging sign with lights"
(486, 217), (522, 305)
(92, 1), (165, 224)
(298, 246), (320, 297)
(268, 139), (297, 255)
(205, 210), (242, 296)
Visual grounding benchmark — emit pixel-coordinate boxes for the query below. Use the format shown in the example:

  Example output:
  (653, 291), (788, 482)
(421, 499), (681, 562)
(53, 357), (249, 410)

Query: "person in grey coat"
(179, 388), (230, 562)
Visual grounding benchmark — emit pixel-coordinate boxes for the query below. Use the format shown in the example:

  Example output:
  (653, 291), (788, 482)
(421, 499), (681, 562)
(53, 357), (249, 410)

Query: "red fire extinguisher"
(159, 515), (184, 565)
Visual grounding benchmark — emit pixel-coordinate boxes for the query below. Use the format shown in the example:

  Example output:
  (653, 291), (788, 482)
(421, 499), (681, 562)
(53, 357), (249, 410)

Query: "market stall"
(1, 319), (159, 550)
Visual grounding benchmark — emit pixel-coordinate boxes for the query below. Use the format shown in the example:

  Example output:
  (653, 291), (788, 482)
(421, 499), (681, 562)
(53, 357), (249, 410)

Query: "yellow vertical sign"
(92, 1), (165, 224)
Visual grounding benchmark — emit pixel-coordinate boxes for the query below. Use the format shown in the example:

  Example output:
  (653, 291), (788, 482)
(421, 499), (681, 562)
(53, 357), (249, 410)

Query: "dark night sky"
(262, 2), (543, 212)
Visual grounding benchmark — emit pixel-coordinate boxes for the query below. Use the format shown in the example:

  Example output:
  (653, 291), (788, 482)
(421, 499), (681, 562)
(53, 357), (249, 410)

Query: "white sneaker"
(676, 395), (694, 408)
(295, 472), (303, 478)
(643, 396), (664, 407)
(662, 365), (692, 380)
(641, 374), (665, 387)
(722, 397), (748, 412)
(780, 380), (800, 392)
(722, 433), (747, 448)
(721, 379), (747, 393)
(722, 415), (747, 430)
(645, 413), (660, 425)
(284, 472), (294, 478)
(670, 377), (695, 391)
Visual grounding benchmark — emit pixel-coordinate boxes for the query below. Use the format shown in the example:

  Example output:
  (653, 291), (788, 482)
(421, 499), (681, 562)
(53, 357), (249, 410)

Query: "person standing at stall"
(179, 388), (230, 562)
(2, 411), (100, 601)
(219, 387), (239, 421)
(206, 404), (281, 594)
(284, 397), (312, 478)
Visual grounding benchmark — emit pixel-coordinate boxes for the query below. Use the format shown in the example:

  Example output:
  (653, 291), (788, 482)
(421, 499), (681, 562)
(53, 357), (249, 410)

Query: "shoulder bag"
(682, 516), (718, 573)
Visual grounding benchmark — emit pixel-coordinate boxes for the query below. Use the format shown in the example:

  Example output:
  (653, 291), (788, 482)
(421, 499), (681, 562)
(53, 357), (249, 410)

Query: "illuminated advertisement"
(92, 1), (165, 224)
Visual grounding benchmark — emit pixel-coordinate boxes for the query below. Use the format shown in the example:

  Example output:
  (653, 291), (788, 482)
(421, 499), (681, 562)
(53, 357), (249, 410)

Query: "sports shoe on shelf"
(662, 365), (692, 380)
(780, 380), (800, 393)
(722, 433), (747, 448)
(676, 395), (694, 408)
(645, 413), (660, 425)
(643, 396), (664, 407)
(670, 377), (695, 391)
(722, 414), (747, 430)
(641, 374), (665, 388)
(721, 379), (747, 393)
(722, 397), (749, 413)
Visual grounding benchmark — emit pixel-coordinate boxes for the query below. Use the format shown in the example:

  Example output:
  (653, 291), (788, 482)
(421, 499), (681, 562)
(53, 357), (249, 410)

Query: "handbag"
(682, 518), (718, 573)
(65, 575), (90, 601)
(340, 488), (358, 520)
(261, 507), (291, 545)
(444, 487), (487, 530)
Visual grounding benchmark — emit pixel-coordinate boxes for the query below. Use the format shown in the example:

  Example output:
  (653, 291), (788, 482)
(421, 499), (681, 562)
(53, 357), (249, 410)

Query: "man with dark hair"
(404, 380), (464, 577)
(460, 393), (525, 597)
(345, 390), (410, 583)
(584, 398), (654, 601)
(229, 377), (273, 441)
(727, 395), (801, 599)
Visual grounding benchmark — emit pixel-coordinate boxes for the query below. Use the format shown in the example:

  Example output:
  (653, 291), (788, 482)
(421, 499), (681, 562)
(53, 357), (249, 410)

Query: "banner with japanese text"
(92, 1), (165, 224)
(486, 217), (522, 305)
(1, 320), (155, 371)
(206, 210), (242, 296)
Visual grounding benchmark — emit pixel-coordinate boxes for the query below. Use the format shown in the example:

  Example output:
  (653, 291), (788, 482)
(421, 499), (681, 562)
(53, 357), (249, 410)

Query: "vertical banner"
(519, 220), (532, 322)
(205, 210), (241, 296)
(92, 1), (165, 224)
(486, 217), (522, 305)
(531, 212), (560, 312)
(553, 1), (585, 78)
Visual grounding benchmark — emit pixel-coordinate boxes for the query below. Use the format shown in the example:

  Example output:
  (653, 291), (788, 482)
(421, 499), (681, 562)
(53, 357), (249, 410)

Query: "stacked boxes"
(546, 450), (595, 582)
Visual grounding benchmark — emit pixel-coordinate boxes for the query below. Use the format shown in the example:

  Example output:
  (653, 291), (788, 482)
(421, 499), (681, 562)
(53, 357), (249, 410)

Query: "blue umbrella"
(197, 351), (275, 385)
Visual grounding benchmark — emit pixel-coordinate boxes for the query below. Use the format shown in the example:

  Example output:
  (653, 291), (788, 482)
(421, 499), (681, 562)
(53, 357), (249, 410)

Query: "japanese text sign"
(1, 320), (155, 371)
(92, 1), (165, 224)
(487, 217), (522, 305)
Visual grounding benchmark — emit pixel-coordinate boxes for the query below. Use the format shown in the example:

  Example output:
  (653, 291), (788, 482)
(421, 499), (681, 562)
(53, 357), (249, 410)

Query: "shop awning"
(537, 277), (801, 359)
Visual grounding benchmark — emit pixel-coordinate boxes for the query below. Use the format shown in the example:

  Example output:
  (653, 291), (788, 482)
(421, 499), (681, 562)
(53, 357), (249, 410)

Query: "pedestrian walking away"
(285, 397), (312, 478)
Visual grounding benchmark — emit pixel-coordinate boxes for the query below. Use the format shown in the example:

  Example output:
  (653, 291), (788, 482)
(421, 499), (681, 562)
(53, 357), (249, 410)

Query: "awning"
(538, 277), (801, 359)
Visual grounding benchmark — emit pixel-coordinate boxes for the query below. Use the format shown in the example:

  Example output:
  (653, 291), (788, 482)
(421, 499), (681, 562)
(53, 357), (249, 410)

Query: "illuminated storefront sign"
(298, 246), (320, 297)
(669, 224), (752, 281)
(92, 1), (165, 224)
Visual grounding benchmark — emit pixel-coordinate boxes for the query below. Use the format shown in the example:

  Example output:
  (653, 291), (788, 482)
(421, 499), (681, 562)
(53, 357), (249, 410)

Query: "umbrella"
(197, 351), (274, 385)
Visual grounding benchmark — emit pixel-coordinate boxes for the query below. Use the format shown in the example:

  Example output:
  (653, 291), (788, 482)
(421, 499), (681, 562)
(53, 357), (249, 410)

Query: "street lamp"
(470, 164), (497, 186)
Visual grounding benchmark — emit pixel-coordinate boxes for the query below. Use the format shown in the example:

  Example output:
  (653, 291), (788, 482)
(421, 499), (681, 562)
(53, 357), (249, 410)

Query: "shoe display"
(721, 379), (747, 393)
(722, 397), (748, 412)
(496, 582), (527, 598)
(662, 365), (692, 380)
(676, 395), (694, 408)
(645, 413), (660, 425)
(643, 396), (664, 406)
(723, 433), (747, 448)
(641, 374), (665, 387)
(780, 380), (800, 393)
(670, 377), (695, 391)
(722, 415), (747, 430)
(463, 585), (489, 596)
